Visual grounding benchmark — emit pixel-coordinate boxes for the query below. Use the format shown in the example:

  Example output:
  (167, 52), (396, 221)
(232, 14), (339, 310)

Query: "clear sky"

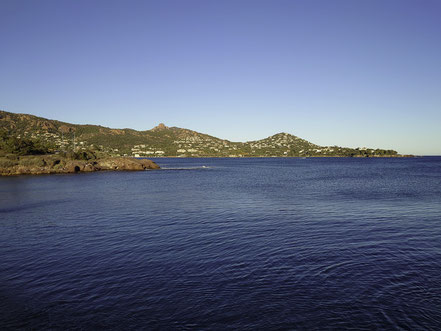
(1, 0), (440, 155)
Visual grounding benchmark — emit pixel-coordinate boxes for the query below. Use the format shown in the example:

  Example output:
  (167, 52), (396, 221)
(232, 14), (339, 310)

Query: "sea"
(1, 157), (440, 330)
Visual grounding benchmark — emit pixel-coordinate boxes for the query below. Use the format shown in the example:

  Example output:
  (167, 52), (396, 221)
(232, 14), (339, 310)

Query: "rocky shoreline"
(0, 155), (160, 176)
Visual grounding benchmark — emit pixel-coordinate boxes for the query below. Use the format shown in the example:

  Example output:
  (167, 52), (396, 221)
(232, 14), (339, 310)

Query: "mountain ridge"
(0, 110), (403, 157)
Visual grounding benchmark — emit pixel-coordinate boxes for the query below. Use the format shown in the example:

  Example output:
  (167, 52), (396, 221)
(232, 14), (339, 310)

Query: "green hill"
(0, 110), (401, 157)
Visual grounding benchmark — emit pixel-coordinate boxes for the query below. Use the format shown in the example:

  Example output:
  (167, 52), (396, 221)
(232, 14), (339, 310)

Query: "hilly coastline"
(1, 110), (405, 158)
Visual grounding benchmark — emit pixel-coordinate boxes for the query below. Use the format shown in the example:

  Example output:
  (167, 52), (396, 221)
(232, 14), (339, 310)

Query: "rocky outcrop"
(0, 156), (160, 176)
(94, 157), (160, 171)
(151, 123), (169, 131)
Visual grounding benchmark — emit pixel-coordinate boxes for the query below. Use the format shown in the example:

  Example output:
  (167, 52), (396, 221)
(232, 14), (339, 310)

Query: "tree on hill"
(0, 130), (55, 155)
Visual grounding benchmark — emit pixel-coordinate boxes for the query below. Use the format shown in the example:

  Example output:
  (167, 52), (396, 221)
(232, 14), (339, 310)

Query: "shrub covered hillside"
(0, 129), (56, 156)
(0, 110), (404, 157)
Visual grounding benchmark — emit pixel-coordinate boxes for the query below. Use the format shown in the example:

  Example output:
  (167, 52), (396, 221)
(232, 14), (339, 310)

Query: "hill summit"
(152, 123), (168, 131)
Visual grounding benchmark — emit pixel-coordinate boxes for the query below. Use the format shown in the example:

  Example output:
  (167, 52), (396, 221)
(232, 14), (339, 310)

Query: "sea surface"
(1, 157), (441, 330)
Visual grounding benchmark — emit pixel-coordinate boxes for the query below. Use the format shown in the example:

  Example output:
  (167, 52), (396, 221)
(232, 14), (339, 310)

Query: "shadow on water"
(160, 166), (212, 170)
(0, 287), (92, 330)
(0, 199), (68, 214)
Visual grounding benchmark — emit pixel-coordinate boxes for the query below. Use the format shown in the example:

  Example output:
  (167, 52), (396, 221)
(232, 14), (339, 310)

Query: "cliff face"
(0, 155), (160, 176)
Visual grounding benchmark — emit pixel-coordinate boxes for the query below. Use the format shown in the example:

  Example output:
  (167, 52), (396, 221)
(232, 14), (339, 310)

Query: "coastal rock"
(65, 161), (83, 173)
(96, 157), (160, 171)
(83, 163), (97, 172)
(138, 158), (161, 170)
(0, 155), (160, 176)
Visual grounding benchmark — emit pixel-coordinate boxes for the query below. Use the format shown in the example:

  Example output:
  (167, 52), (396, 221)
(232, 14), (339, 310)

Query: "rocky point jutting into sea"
(0, 155), (159, 176)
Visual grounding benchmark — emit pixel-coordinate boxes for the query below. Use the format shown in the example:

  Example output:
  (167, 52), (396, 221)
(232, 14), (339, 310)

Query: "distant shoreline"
(1, 110), (405, 158)
(145, 155), (415, 159)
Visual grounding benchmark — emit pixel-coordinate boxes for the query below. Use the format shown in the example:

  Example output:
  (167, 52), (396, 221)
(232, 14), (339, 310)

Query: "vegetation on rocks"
(0, 127), (160, 176)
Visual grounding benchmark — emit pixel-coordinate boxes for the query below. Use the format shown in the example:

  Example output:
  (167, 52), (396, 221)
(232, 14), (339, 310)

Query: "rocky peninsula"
(0, 154), (159, 176)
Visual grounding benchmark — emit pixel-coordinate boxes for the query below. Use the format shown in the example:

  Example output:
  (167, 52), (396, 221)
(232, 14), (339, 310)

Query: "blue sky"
(1, 0), (440, 155)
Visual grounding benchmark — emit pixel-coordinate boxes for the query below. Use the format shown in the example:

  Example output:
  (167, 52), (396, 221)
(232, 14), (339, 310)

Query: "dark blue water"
(1, 157), (441, 330)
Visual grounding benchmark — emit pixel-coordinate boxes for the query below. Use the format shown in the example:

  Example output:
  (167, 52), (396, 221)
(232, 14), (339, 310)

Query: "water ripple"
(1, 157), (441, 329)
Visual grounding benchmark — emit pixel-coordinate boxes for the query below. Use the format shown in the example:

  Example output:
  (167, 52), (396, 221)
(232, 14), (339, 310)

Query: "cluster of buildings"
(18, 131), (88, 151)
(19, 129), (362, 158)
(131, 144), (164, 157)
(17, 131), (124, 155)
